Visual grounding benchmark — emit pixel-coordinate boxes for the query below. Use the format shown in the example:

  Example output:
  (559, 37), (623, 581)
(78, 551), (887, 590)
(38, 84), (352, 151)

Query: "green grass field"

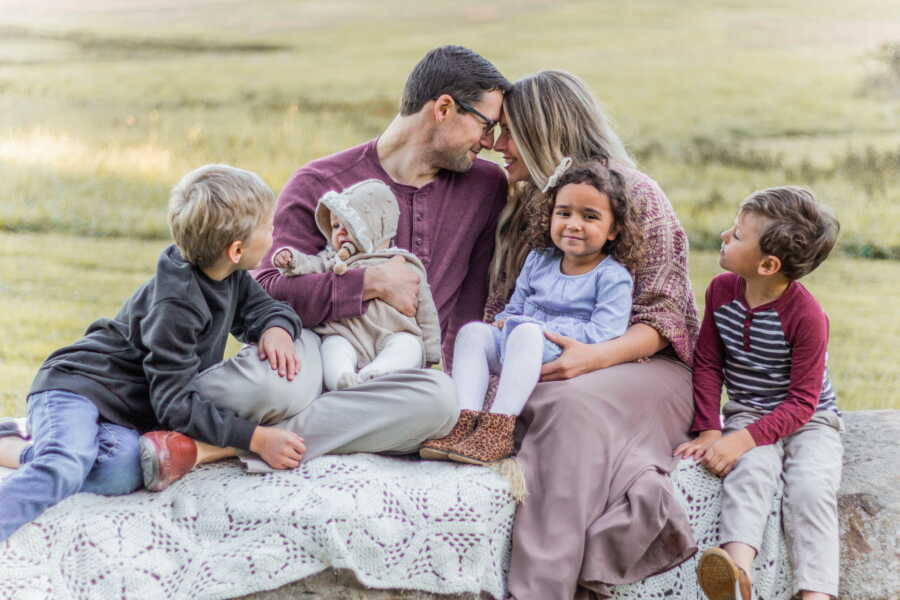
(1, 0), (898, 414)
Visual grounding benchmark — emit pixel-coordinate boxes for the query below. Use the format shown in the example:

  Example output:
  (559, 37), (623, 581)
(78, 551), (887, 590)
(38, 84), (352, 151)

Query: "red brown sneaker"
(419, 409), (480, 460)
(0, 417), (29, 440)
(139, 431), (198, 492)
(448, 412), (517, 465)
(697, 547), (752, 600)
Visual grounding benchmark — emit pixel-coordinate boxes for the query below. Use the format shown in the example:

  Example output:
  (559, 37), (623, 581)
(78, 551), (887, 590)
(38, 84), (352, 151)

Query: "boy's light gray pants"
(194, 329), (458, 471)
(720, 401), (843, 598)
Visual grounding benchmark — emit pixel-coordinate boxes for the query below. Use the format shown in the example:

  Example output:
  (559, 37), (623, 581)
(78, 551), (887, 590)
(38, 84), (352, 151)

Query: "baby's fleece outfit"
(276, 179), (441, 368)
(493, 248), (633, 362)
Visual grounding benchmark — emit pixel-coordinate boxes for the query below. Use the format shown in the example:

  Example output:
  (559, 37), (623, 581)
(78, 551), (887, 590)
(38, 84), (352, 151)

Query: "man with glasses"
(454, 97), (500, 136)
(142, 46), (512, 476)
(261, 45), (508, 340)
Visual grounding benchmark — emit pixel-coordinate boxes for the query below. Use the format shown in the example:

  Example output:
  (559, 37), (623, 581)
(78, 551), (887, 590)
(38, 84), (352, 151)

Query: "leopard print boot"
(419, 409), (480, 460)
(447, 412), (517, 465)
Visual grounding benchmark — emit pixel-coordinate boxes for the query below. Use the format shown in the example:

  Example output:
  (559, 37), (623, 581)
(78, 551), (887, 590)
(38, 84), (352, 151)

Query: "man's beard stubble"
(426, 130), (476, 173)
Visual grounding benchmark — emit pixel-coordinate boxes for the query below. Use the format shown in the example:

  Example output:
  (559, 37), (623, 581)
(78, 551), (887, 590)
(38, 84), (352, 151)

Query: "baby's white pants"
(321, 333), (422, 391)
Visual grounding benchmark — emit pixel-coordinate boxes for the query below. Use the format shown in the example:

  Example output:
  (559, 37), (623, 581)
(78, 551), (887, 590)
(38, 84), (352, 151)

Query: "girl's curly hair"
(544, 161), (643, 273)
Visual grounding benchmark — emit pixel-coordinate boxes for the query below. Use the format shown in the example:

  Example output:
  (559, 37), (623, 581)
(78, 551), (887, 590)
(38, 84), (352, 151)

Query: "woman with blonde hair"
(490, 70), (700, 598)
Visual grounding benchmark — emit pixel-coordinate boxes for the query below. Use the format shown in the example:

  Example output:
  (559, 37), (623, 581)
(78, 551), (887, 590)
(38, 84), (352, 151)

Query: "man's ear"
(226, 240), (244, 265)
(432, 94), (454, 123)
(757, 254), (782, 276)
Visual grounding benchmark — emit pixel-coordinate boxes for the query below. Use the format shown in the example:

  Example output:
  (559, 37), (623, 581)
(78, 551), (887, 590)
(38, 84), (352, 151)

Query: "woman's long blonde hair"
(490, 70), (636, 299)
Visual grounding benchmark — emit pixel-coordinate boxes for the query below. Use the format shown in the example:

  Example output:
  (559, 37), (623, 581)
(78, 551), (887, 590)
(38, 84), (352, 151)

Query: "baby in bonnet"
(273, 179), (441, 390)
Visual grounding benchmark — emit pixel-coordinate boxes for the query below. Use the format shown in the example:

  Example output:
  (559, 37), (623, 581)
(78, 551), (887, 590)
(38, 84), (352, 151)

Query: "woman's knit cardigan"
(483, 164), (699, 366)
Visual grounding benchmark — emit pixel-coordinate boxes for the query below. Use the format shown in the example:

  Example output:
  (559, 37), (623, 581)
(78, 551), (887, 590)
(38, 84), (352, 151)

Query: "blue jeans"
(0, 390), (142, 541)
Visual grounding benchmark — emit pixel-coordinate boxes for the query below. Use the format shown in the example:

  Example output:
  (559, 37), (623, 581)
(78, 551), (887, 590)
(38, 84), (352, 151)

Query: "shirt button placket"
(413, 189), (427, 257)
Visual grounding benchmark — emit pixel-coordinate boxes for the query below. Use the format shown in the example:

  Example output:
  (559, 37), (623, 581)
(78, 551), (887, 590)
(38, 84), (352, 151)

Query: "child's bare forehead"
(737, 209), (772, 232)
(738, 209), (757, 222)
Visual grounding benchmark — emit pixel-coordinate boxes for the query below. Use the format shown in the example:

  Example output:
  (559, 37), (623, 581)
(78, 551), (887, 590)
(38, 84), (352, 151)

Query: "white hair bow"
(542, 157), (573, 193)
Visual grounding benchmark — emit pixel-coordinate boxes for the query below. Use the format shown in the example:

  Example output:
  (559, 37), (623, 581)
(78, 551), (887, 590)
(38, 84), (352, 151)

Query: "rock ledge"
(241, 410), (899, 600)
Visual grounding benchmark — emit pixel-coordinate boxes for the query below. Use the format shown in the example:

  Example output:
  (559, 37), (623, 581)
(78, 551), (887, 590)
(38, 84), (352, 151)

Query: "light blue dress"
(493, 248), (634, 363)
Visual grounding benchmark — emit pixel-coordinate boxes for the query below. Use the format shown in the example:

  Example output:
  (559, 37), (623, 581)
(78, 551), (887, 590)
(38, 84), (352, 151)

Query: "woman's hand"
(539, 324), (668, 382)
(540, 331), (601, 381)
(674, 429), (722, 459)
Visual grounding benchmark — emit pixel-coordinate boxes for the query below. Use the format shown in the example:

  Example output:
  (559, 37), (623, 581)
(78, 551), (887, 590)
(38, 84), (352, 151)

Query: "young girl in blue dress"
(421, 159), (643, 465)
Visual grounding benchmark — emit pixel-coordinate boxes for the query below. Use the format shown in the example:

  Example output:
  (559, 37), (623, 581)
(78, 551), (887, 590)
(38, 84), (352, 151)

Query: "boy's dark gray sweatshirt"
(29, 245), (302, 450)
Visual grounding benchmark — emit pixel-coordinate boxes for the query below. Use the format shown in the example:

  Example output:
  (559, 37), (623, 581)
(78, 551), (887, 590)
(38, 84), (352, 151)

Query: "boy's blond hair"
(168, 164), (274, 268)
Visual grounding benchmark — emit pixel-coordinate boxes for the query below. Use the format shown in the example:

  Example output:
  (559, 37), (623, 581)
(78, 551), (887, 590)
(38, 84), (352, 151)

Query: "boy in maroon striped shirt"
(674, 187), (842, 600)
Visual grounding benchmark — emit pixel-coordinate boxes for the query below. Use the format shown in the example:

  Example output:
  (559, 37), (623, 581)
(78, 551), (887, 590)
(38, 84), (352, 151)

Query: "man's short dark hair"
(741, 186), (840, 280)
(400, 45), (511, 115)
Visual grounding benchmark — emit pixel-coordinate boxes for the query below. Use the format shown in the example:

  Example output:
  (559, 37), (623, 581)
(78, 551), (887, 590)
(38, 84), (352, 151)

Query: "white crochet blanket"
(0, 456), (792, 599)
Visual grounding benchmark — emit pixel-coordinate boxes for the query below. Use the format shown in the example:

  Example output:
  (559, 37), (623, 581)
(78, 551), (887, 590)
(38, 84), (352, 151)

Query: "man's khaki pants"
(194, 329), (458, 471)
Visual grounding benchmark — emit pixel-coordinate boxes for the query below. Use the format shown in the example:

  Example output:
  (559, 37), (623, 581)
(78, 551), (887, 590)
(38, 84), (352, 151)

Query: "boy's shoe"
(140, 431), (197, 492)
(419, 409), (480, 460)
(0, 417), (29, 440)
(697, 547), (752, 600)
(447, 412), (517, 465)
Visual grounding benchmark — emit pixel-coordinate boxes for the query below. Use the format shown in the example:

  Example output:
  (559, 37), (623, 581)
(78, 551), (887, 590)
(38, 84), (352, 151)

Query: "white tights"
(451, 321), (544, 416)
(320, 333), (423, 390)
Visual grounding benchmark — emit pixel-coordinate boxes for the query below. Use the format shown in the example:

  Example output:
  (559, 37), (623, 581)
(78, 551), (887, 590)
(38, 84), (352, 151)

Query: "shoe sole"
(419, 447), (451, 460)
(697, 548), (740, 600)
(139, 436), (163, 492)
(447, 452), (490, 466)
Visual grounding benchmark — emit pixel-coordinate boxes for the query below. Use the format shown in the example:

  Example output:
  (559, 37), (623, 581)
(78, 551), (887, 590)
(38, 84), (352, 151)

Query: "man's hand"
(540, 331), (596, 381)
(364, 255), (420, 317)
(674, 429), (722, 459)
(250, 426), (305, 469)
(701, 429), (756, 477)
(259, 326), (300, 380)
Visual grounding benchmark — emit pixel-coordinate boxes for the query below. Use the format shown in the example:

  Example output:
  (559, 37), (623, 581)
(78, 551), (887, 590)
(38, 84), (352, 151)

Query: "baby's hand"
(273, 249), (293, 269)
(673, 429), (721, 459)
(492, 319), (506, 329)
(250, 426), (305, 469)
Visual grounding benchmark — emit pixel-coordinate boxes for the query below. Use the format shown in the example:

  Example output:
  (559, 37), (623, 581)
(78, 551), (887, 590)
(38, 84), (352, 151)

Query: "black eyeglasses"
(451, 96), (498, 137)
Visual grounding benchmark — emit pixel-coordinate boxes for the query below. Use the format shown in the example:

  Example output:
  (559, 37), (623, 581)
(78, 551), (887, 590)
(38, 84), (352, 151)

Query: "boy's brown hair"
(168, 164), (274, 268)
(545, 161), (643, 273)
(740, 186), (840, 280)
